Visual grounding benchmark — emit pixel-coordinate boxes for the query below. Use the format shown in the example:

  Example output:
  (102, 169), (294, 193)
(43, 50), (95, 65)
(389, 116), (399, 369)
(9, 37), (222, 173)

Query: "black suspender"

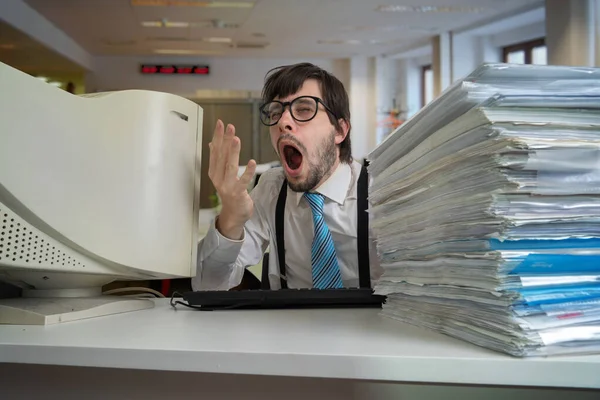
(275, 180), (289, 289)
(261, 179), (289, 290)
(262, 163), (371, 289)
(356, 162), (371, 289)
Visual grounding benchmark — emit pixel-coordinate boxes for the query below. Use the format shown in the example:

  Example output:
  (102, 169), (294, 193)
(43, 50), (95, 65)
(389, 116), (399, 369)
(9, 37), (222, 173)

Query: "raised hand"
(208, 119), (257, 240)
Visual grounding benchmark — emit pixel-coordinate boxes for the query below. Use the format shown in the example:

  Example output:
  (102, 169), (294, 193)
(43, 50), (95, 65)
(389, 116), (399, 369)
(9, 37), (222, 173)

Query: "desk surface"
(0, 299), (599, 389)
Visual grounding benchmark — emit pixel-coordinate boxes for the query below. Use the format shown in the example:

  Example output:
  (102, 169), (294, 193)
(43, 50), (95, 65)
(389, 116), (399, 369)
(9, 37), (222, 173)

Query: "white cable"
(103, 287), (165, 298)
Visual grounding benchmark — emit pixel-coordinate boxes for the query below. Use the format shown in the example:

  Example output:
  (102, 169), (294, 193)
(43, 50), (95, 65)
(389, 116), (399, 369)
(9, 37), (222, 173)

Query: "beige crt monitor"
(0, 62), (203, 324)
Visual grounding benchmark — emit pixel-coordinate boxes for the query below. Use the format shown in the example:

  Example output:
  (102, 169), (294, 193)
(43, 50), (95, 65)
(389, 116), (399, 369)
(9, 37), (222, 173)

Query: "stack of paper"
(368, 63), (600, 357)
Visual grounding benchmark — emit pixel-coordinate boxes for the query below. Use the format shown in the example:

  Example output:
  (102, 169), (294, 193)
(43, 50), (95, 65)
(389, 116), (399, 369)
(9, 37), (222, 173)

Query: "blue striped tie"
(304, 192), (343, 289)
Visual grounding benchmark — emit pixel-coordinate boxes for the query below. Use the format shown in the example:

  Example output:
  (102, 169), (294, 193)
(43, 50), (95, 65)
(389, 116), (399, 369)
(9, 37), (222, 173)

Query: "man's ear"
(334, 118), (350, 145)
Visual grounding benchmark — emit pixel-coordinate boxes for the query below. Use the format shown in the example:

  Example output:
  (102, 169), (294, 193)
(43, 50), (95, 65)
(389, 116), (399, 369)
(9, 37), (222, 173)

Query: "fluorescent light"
(317, 39), (362, 45)
(142, 19), (239, 29)
(132, 0), (253, 8)
(206, 1), (253, 7)
(317, 38), (398, 45)
(166, 21), (189, 27)
(37, 76), (49, 82)
(203, 37), (232, 43)
(153, 49), (222, 55)
(299, 52), (335, 57)
(376, 5), (485, 13)
(48, 82), (63, 87)
(141, 20), (190, 28)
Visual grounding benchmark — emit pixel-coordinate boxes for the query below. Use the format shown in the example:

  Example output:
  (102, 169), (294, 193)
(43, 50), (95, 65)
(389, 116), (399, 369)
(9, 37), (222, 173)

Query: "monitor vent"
(0, 204), (86, 268)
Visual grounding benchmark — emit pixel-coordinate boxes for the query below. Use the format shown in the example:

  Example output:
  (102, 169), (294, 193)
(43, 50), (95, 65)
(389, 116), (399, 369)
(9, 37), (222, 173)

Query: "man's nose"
(277, 106), (295, 133)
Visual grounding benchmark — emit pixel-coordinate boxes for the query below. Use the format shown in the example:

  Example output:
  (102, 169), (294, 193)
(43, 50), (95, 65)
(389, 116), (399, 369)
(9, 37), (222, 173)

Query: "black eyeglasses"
(259, 95), (338, 126)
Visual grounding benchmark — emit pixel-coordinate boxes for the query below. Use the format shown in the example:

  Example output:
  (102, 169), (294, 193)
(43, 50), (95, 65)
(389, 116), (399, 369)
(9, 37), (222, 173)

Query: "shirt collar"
(292, 162), (352, 206)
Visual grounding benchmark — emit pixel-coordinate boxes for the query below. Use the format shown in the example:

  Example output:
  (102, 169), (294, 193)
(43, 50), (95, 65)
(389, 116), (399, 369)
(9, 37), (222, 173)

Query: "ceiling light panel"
(140, 19), (239, 29)
(203, 37), (232, 43)
(207, 1), (253, 7)
(317, 39), (361, 45)
(153, 48), (223, 54)
(141, 20), (190, 27)
(132, 0), (253, 8)
(146, 36), (195, 42)
(317, 39), (399, 45)
(376, 5), (486, 13)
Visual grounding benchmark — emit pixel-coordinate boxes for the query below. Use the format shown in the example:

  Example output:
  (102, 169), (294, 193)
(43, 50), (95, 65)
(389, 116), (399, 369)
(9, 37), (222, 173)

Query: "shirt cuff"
(214, 215), (245, 242)
(201, 216), (245, 263)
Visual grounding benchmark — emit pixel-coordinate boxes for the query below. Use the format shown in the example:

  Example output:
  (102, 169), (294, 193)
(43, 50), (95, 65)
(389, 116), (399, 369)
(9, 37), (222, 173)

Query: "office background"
(1, 1), (599, 398)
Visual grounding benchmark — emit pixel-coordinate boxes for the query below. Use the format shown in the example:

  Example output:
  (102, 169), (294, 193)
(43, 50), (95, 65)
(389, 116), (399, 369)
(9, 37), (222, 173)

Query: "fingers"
(224, 134), (241, 183)
(208, 120), (224, 181)
(239, 159), (257, 186)
(211, 119), (225, 148)
(212, 122), (235, 184)
(208, 120), (251, 195)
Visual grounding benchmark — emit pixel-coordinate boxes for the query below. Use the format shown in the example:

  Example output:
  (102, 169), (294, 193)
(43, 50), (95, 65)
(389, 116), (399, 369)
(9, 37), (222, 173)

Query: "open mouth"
(283, 145), (303, 171)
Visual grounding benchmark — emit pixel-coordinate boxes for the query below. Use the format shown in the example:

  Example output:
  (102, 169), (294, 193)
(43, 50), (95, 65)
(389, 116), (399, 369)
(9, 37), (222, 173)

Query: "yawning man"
(193, 62), (383, 290)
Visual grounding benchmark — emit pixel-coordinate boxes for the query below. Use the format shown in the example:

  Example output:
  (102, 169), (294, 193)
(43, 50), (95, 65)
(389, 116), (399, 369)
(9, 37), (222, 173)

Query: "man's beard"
(287, 130), (337, 192)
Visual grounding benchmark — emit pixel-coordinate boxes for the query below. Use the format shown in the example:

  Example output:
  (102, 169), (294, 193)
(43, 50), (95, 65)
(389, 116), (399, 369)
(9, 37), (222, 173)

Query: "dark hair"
(261, 62), (352, 164)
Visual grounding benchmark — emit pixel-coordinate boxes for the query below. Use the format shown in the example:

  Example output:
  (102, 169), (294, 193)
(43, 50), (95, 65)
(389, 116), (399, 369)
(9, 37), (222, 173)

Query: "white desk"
(1, 299), (599, 400)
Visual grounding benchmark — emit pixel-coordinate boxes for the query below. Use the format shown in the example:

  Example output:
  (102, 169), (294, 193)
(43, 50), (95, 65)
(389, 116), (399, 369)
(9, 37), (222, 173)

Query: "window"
(503, 38), (547, 65)
(421, 64), (433, 108)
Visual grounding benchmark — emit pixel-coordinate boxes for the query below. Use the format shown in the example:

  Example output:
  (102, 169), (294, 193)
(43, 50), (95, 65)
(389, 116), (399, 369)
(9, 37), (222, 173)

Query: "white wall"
(490, 21), (546, 48)
(476, 36), (502, 66)
(87, 56), (336, 98)
(375, 57), (399, 145)
(394, 6), (548, 118)
(349, 56), (377, 161)
(452, 33), (479, 82)
(397, 58), (422, 119)
(452, 21), (545, 82)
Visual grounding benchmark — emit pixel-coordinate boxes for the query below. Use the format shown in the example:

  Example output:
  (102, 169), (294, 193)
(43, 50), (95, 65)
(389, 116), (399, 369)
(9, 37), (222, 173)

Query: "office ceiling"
(21, 0), (544, 58)
(0, 19), (84, 75)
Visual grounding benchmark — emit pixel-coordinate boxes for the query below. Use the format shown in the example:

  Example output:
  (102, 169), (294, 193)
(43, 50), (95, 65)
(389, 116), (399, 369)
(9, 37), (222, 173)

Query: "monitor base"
(0, 296), (154, 325)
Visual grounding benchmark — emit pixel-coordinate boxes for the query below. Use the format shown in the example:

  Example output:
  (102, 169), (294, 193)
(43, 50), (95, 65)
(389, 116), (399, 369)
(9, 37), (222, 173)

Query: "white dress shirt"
(192, 160), (383, 290)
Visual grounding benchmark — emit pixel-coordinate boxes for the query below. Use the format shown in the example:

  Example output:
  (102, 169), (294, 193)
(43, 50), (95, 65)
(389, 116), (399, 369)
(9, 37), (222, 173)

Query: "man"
(192, 62), (382, 290)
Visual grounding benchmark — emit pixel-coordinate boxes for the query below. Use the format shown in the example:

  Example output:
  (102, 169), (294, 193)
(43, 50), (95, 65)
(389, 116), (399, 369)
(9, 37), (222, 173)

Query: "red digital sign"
(140, 65), (210, 75)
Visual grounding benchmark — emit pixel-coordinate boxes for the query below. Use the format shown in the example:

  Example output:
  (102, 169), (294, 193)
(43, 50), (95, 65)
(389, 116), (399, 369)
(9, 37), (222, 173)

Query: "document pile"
(368, 63), (600, 357)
